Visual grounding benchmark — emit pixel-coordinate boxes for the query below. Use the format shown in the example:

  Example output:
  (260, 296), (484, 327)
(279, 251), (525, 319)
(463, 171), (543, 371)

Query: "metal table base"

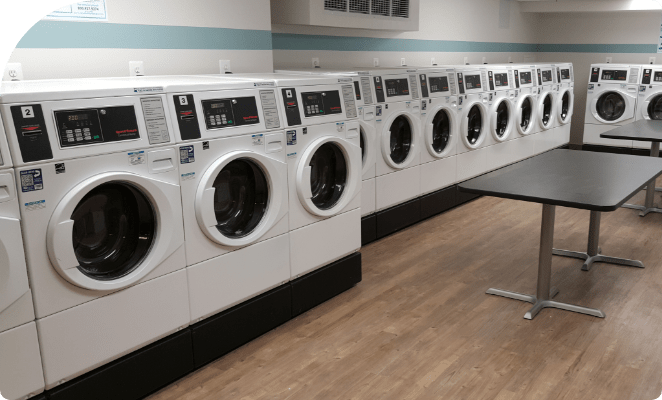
(552, 211), (644, 271)
(623, 142), (662, 216)
(486, 204), (606, 320)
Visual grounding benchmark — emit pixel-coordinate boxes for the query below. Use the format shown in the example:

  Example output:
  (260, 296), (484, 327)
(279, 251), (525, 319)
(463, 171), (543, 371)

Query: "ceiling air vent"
(391, 0), (409, 18)
(324, 0), (348, 11)
(371, 0), (391, 16)
(350, 0), (370, 14)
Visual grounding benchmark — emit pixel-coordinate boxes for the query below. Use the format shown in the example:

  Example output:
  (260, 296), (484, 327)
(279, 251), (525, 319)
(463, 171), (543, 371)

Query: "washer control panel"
(201, 96), (260, 130)
(54, 106), (140, 148)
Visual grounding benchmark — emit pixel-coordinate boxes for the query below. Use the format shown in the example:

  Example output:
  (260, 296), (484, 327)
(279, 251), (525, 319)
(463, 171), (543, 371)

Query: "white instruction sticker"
(24, 200), (46, 212)
(128, 151), (146, 165)
(252, 134), (264, 146)
(181, 172), (196, 181)
(141, 97), (171, 144)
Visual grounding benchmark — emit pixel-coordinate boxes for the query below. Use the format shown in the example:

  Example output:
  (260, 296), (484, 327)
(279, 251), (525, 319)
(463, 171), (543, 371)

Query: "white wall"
(535, 11), (661, 145)
(7, 0), (274, 80)
(272, 0), (541, 69)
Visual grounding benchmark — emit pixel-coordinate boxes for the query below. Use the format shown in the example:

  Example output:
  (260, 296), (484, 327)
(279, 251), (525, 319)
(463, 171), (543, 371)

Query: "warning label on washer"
(24, 200), (46, 212)
(20, 169), (43, 192)
(252, 134), (264, 146)
(287, 130), (297, 146)
(128, 151), (146, 165)
(180, 146), (195, 164)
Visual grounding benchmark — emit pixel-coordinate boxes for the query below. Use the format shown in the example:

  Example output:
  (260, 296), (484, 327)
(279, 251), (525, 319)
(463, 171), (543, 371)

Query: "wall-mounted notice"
(44, 0), (107, 21)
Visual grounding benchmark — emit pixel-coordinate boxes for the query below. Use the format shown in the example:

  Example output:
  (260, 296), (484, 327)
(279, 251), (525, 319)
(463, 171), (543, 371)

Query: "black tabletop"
(600, 120), (662, 142)
(458, 149), (662, 211)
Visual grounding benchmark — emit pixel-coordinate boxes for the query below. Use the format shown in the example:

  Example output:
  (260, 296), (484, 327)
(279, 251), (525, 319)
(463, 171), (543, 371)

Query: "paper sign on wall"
(45, 0), (107, 21)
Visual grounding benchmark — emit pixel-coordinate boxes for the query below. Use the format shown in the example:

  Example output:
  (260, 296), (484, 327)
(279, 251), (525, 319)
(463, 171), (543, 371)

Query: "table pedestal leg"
(623, 142), (662, 216)
(552, 211), (644, 271)
(487, 204), (605, 320)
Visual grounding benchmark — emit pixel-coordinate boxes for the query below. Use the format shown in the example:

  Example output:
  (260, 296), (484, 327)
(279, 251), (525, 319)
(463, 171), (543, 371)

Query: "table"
(458, 149), (662, 320)
(601, 120), (662, 217)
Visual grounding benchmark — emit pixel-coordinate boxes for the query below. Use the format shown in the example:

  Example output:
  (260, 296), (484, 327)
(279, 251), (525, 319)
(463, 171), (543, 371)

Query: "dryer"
(161, 76), (291, 324)
(0, 114), (45, 400)
(583, 64), (641, 148)
(416, 67), (458, 196)
(533, 63), (560, 154)
(635, 66), (662, 148)
(1, 79), (190, 390)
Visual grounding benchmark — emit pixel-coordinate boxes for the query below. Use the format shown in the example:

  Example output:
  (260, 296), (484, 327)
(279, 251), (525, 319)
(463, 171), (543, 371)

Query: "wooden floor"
(149, 186), (662, 400)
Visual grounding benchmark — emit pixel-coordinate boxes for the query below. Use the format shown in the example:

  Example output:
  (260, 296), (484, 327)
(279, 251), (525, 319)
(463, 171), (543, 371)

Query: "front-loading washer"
(552, 62), (575, 147)
(634, 66), (662, 148)
(511, 65), (539, 140)
(583, 64), (641, 148)
(1, 79), (190, 390)
(416, 67), (458, 196)
(159, 76), (291, 324)
(533, 63), (560, 154)
(0, 114), (45, 400)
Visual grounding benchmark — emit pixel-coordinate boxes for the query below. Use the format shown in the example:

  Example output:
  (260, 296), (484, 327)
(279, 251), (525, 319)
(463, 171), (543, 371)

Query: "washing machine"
(551, 62), (575, 147)
(0, 114), (45, 400)
(416, 67), (459, 196)
(583, 64), (641, 148)
(0, 79), (190, 390)
(533, 63), (560, 154)
(634, 66), (662, 148)
(244, 74), (363, 278)
(510, 64), (539, 140)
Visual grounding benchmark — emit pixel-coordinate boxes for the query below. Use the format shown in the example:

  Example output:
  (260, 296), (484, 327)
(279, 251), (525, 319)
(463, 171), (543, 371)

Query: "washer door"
(46, 172), (181, 291)
(491, 98), (512, 142)
(516, 94), (535, 136)
(359, 121), (376, 176)
(645, 93), (662, 120)
(557, 88), (574, 125)
(381, 111), (420, 169)
(461, 101), (488, 149)
(297, 136), (361, 217)
(196, 150), (286, 247)
(537, 91), (555, 130)
(591, 90), (633, 124)
(426, 106), (455, 158)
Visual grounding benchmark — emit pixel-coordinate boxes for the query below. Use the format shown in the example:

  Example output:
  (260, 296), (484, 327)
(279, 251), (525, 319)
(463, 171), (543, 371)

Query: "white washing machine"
(416, 67), (458, 195)
(252, 74), (362, 278)
(274, 68), (378, 217)
(533, 63), (560, 154)
(583, 64), (641, 148)
(511, 65), (540, 140)
(0, 79), (190, 390)
(159, 77), (291, 324)
(634, 66), (662, 148)
(551, 62), (575, 147)
(0, 115), (45, 400)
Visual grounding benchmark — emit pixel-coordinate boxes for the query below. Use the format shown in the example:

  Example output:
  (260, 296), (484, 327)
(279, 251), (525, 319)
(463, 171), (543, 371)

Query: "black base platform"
(375, 197), (421, 239)
(421, 186), (457, 220)
(361, 214), (376, 246)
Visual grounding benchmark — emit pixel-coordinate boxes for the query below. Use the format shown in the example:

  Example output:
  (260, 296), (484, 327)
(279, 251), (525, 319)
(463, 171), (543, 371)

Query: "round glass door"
(71, 182), (155, 281)
(541, 93), (552, 126)
(596, 91), (626, 121)
(520, 97), (532, 131)
(212, 158), (269, 238)
(467, 105), (483, 144)
(560, 91), (570, 121)
(309, 142), (347, 210)
(648, 95), (662, 120)
(389, 115), (412, 164)
(431, 109), (451, 154)
(495, 101), (509, 139)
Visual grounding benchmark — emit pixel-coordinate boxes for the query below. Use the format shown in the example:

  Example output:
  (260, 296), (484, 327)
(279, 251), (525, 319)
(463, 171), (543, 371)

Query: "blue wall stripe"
(16, 21), (273, 50)
(538, 43), (657, 53)
(272, 33), (538, 53)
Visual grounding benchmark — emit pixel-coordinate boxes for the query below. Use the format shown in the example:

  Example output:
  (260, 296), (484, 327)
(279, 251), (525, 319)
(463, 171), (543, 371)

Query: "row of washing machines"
(0, 73), (364, 399)
(0, 63), (573, 400)
(276, 63), (574, 224)
(584, 63), (662, 149)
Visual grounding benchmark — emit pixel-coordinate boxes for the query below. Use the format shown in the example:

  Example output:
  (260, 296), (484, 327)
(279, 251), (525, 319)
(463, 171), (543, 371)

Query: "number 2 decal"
(21, 106), (34, 118)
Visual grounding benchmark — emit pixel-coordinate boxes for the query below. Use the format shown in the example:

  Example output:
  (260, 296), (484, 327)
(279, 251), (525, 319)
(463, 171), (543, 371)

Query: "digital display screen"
(202, 97), (260, 129)
(601, 70), (627, 81)
(429, 76), (449, 93)
(494, 73), (509, 87)
(541, 70), (553, 83)
(655, 72), (662, 82)
(67, 114), (89, 121)
(385, 78), (410, 97)
(464, 74), (482, 90)
(519, 71), (532, 84)
(301, 91), (342, 117)
(561, 69), (571, 80)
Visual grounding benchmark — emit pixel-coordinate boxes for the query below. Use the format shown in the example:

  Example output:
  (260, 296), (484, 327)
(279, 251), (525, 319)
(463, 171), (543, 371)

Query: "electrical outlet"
(482, 57), (487, 64)
(400, 58), (406, 66)
(508, 57), (512, 63)
(311, 58), (320, 68)
(3, 63), (23, 81)
(373, 58), (379, 67)
(431, 57), (436, 66)
(129, 61), (144, 76)
(650, 57), (656, 64)
(606, 57), (612, 64)
(464, 57), (469, 65)
(220, 60), (232, 74)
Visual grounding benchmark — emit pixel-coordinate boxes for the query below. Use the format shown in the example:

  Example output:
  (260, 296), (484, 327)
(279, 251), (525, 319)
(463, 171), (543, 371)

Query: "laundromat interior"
(3, 1), (662, 399)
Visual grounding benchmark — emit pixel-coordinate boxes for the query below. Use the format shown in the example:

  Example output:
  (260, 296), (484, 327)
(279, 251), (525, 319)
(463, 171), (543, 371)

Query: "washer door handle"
(302, 166), (313, 199)
(52, 220), (78, 271)
(200, 187), (218, 228)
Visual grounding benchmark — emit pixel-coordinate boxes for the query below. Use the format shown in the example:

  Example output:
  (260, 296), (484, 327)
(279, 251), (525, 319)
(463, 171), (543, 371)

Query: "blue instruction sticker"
(179, 145), (195, 164)
(20, 169), (43, 192)
(287, 130), (297, 146)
